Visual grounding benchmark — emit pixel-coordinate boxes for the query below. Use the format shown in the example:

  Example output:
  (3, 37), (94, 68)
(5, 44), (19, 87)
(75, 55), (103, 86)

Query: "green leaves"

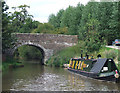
(2, 1), (120, 54)
(48, 4), (84, 35)
(48, 2), (119, 51)
(9, 4), (35, 33)
(2, 2), (39, 53)
(15, 45), (42, 60)
(48, 9), (64, 28)
(2, 1), (14, 53)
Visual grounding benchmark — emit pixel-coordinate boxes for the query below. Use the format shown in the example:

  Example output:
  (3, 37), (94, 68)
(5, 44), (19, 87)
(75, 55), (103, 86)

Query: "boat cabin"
(68, 52), (120, 82)
(69, 58), (119, 74)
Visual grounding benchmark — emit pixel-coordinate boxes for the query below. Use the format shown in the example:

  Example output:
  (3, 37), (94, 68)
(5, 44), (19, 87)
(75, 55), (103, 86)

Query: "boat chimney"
(86, 52), (89, 59)
(97, 54), (101, 59)
(81, 50), (83, 58)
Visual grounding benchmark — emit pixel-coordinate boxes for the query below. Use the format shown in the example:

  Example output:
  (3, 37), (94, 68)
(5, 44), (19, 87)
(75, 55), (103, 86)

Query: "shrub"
(118, 50), (120, 61)
(104, 49), (117, 59)
(84, 39), (102, 52)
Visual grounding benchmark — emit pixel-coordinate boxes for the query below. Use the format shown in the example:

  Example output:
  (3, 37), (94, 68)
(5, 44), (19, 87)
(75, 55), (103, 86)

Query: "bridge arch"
(12, 42), (47, 64)
(8, 33), (78, 64)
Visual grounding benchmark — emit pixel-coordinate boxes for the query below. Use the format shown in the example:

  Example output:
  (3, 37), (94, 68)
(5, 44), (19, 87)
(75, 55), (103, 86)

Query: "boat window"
(101, 67), (108, 72)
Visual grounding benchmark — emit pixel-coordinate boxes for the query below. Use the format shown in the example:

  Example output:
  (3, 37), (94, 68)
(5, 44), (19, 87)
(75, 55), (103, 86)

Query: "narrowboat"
(68, 53), (120, 83)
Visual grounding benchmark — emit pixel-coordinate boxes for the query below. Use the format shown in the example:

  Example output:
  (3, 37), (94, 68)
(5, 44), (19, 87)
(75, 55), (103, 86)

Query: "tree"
(48, 9), (64, 28)
(32, 23), (54, 33)
(60, 5), (81, 35)
(9, 4), (37, 33)
(108, 2), (120, 44)
(48, 14), (57, 28)
(2, 1), (15, 54)
(0, 1), (2, 53)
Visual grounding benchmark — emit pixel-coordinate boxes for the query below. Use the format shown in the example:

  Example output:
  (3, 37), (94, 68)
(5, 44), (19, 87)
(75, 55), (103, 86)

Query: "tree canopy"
(48, 2), (120, 47)
(2, 1), (120, 53)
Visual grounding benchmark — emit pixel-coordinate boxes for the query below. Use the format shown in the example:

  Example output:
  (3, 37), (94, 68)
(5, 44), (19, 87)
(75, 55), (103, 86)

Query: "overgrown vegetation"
(2, 56), (23, 71)
(46, 41), (119, 68)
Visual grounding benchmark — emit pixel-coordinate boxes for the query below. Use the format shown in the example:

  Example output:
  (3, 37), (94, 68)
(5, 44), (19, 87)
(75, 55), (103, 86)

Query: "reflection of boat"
(67, 53), (120, 83)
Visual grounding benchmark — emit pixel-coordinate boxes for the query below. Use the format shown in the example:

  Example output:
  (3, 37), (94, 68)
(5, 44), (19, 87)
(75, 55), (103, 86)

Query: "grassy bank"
(46, 43), (85, 67)
(46, 42), (119, 70)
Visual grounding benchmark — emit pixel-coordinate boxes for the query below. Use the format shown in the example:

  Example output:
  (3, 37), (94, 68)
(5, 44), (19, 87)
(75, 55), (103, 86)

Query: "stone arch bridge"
(9, 33), (78, 64)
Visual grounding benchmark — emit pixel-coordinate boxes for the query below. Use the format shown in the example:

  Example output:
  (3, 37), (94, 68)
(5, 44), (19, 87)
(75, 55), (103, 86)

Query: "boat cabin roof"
(90, 58), (107, 73)
(90, 58), (119, 73)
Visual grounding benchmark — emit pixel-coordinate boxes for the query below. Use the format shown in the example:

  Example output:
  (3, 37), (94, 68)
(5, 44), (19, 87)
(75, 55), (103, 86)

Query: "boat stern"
(115, 71), (120, 83)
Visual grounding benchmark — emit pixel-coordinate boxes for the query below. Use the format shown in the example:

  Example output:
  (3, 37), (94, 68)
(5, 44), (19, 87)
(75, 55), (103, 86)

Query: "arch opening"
(13, 43), (45, 65)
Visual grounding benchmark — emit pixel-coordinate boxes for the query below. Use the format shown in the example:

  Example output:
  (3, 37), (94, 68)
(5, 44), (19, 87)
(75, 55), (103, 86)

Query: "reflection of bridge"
(9, 33), (78, 64)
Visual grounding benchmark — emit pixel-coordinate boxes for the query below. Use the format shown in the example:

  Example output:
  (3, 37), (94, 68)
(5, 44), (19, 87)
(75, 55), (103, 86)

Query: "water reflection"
(2, 61), (120, 91)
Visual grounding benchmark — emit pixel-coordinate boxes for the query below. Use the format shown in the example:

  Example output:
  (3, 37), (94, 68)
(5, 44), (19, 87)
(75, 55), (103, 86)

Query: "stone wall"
(11, 33), (78, 64)
(14, 33), (78, 53)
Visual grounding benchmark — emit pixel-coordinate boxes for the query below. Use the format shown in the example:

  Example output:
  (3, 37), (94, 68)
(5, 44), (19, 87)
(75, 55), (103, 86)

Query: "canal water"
(2, 61), (120, 91)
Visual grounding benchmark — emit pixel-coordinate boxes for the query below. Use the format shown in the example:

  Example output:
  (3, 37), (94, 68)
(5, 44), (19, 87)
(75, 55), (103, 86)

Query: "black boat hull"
(68, 67), (120, 83)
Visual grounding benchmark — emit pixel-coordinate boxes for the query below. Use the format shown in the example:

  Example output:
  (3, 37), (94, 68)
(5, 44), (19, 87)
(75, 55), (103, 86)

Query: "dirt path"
(106, 46), (120, 50)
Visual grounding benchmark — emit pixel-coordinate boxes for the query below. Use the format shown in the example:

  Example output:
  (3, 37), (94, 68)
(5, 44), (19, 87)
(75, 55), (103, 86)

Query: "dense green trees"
(32, 23), (54, 33)
(9, 5), (39, 33)
(2, 1), (42, 60)
(2, 1), (15, 53)
(49, 9), (64, 28)
(32, 22), (68, 34)
(2, 1), (120, 59)
(48, 2), (120, 47)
